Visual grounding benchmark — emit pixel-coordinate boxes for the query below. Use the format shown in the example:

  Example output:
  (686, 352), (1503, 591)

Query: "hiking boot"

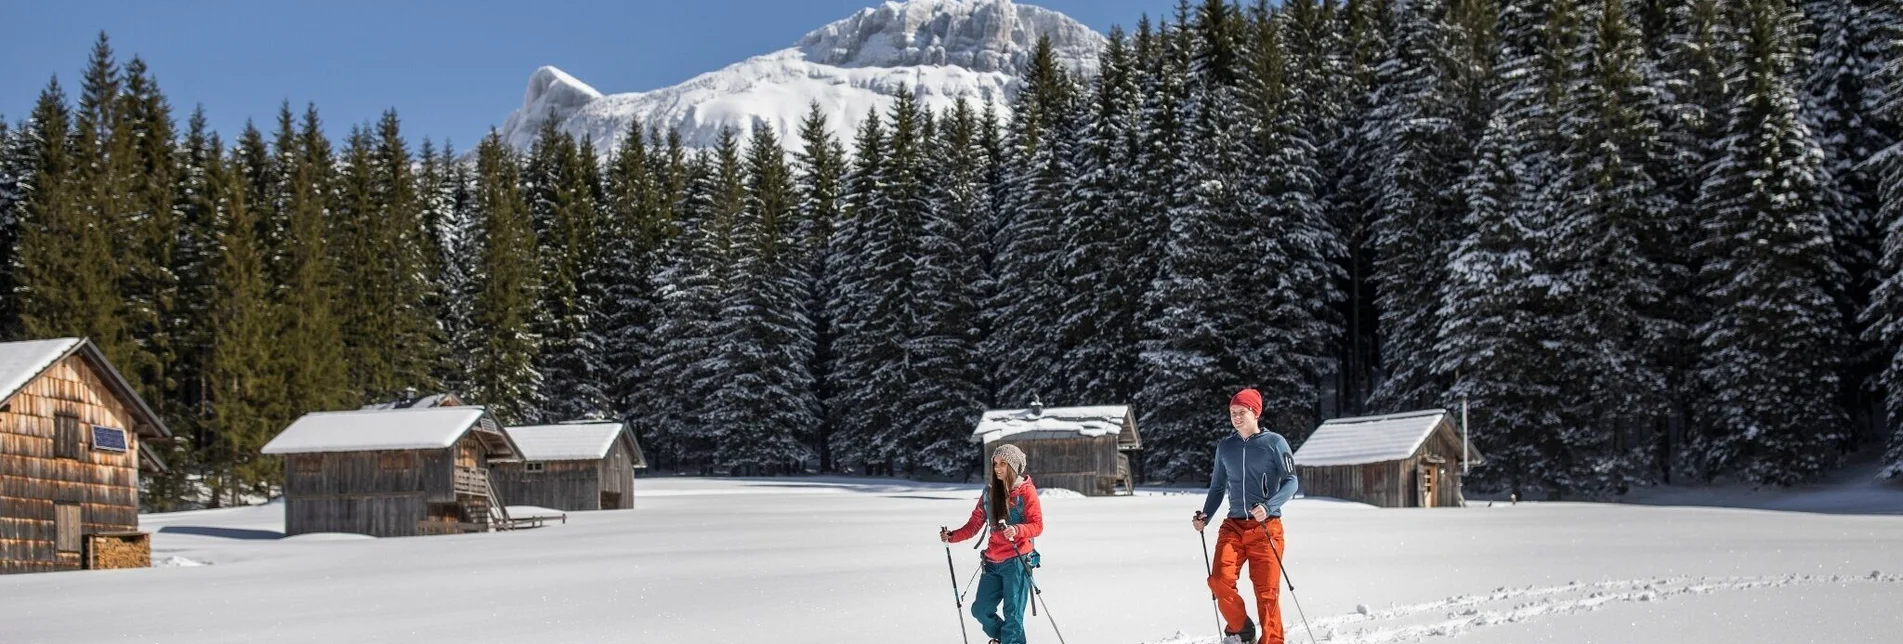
(1240, 617), (1257, 644)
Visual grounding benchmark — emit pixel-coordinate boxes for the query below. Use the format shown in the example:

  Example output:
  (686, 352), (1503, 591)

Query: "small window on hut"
(525, 461), (545, 473)
(54, 413), (84, 460)
(55, 503), (82, 552)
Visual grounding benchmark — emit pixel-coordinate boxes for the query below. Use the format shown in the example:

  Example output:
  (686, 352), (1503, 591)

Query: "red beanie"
(1229, 388), (1263, 416)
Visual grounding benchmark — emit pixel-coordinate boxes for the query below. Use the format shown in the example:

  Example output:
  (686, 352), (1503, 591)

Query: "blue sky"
(2, 0), (1184, 148)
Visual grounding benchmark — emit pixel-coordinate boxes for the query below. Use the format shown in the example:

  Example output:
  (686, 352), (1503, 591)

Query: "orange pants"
(1208, 517), (1284, 644)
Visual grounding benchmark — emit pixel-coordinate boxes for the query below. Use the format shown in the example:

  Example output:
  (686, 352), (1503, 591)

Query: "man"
(1192, 388), (1299, 644)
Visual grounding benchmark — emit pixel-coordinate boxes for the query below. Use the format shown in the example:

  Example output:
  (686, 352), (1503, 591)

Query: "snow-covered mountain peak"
(493, 0), (1105, 153)
(795, 0), (1103, 73)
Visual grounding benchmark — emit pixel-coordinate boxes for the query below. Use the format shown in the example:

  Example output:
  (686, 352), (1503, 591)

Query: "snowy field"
(2, 477), (1902, 644)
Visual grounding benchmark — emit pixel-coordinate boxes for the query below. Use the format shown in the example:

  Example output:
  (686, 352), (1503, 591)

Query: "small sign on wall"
(91, 425), (128, 452)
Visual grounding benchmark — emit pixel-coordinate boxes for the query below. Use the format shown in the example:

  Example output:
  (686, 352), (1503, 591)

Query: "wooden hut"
(493, 422), (647, 511)
(971, 403), (1142, 496)
(261, 407), (528, 537)
(0, 337), (170, 574)
(1292, 409), (1483, 508)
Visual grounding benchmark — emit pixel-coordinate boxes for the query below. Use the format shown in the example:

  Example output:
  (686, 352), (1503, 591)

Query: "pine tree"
(525, 121), (606, 422)
(1328, 0), (1397, 416)
(69, 34), (142, 388)
(793, 104), (848, 471)
(651, 134), (742, 470)
(1242, 3), (1340, 445)
(1363, 0), (1473, 413)
(1060, 27), (1146, 410)
(206, 140), (282, 502)
(171, 106), (221, 488)
(598, 120), (673, 426)
(276, 105), (353, 419)
(1138, 1), (1264, 481)
(911, 98), (993, 477)
(17, 79), (124, 359)
(1690, 0), (1849, 485)
(707, 124), (816, 473)
(1550, 0), (1674, 489)
(372, 111), (443, 397)
(1439, 0), (1586, 497)
(1651, 0), (1732, 479)
(0, 118), (21, 339)
(117, 57), (180, 417)
(878, 89), (933, 474)
(1859, 1), (1903, 477)
(415, 138), (464, 391)
(465, 131), (541, 423)
(827, 111), (893, 473)
(987, 35), (1080, 409)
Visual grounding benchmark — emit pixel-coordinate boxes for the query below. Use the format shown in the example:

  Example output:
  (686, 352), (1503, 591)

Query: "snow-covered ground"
(3, 477), (1901, 643)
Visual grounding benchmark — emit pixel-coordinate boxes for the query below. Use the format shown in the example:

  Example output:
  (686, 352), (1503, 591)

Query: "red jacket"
(948, 476), (1043, 563)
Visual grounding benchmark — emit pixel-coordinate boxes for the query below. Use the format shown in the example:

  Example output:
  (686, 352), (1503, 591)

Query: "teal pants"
(972, 558), (1031, 644)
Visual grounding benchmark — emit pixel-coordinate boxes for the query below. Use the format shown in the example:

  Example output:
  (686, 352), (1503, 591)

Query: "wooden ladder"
(484, 472), (513, 529)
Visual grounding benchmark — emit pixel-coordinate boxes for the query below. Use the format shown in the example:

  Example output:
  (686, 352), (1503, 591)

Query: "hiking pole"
(942, 528), (971, 644)
(1009, 529), (1068, 644)
(1196, 512), (1222, 636)
(1259, 515), (1317, 644)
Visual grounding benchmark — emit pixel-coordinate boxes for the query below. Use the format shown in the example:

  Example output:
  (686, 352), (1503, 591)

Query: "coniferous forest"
(4, 0), (1901, 508)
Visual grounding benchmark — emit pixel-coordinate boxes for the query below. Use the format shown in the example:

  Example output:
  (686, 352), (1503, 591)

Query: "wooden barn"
(260, 407), (530, 537)
(970, 403), (1142, 496)
(1292, 409), (1483, 508)
(1, 338), (170, 574)
(493, 422), (647, 511)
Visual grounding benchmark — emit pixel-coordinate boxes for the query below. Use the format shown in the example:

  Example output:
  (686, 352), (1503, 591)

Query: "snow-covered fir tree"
(1060, 27), (1148, 410)
(986, 35), (1080, 409)
(909, 97), (993, 477)
(706, 124), (817, 473)
(650, 134), (742, 470)
(1862, 2), (1903, 477)
(523, 121), (607, 422)
(793, 104), (848, 472)
(1326, 0), (1396, 417)
(1241, 3), (1339, 445)
(1363, 0), (1473, 413)
(1806, 0), (1901, 448)
(1137, 0), (1264, 481)
(1690, 0), (1850, 485)
(465, 132), (542, 424)
(597, 120), (675, 427)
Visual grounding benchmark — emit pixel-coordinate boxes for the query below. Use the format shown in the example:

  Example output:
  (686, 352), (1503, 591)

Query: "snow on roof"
(0, 337), (171, 451)
(505, 423), (629, 462)
(1294, 409), (1451, 467)
(971, 405), (1133, 444)
(262, 407), (494, 454)
(360, 392), (460, 410)
(0, 337), (81, 407)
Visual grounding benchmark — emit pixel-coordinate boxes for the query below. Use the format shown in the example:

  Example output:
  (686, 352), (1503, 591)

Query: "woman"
(940, 443), (1044, 644)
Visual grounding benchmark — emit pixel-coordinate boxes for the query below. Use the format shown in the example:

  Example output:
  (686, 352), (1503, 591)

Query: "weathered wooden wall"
(491, 459), (603, 511)
(283, 448), (453, 537)
(986, 436), (1127, 496)
(601, 439), (634, 509)
(1, 355), (143, 574)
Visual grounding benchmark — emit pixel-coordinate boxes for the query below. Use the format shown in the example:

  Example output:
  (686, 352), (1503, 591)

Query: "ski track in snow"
(1141, 572), (1903, 644)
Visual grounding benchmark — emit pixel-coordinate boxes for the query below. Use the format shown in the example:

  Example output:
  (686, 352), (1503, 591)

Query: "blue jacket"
(1201, 429), (1300, 520)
